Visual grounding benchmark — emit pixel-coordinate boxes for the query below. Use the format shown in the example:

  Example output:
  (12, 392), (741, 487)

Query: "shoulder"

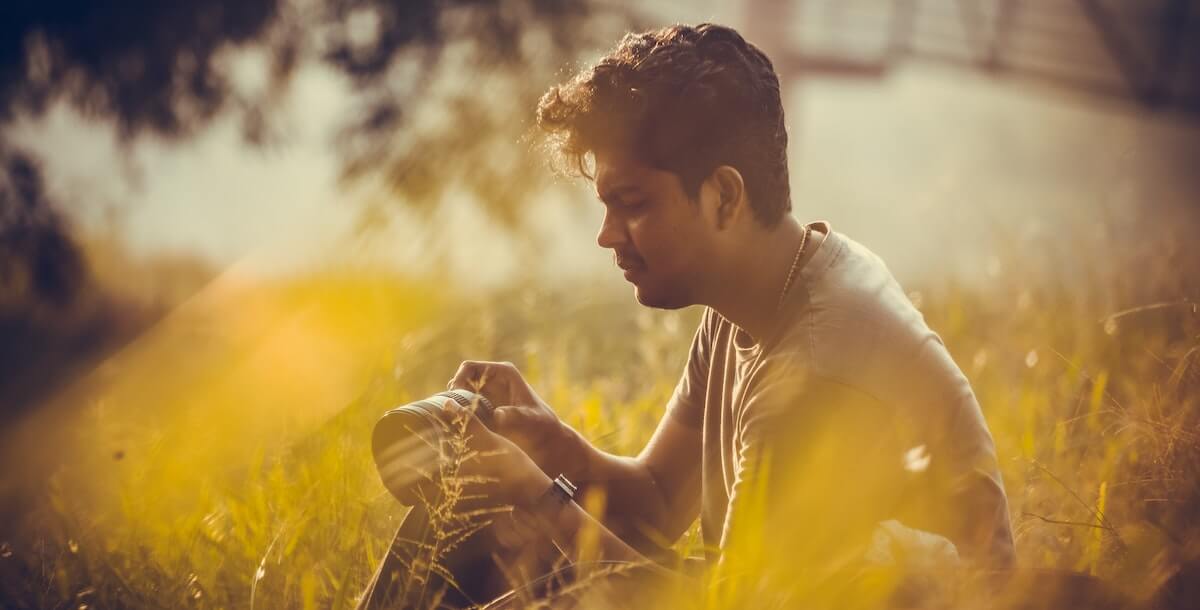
(784, 232), (940, 388)
(787, 233), (988, 442)
(809, 232), (922, 332)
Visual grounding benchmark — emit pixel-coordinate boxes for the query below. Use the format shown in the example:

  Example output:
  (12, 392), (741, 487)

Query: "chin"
(633, 285), (690, 310)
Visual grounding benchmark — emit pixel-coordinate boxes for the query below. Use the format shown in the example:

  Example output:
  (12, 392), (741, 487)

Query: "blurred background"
(1, 1), (1198, 608)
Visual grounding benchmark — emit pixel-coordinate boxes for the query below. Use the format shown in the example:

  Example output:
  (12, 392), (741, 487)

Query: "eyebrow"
(597, 185), (642, 204)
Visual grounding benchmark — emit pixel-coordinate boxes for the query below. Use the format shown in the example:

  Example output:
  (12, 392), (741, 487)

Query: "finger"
(448, 360), (504, 393)
(491, 405), (519, 430)
(447, 361), (482, 391)
(490, 407), (542, 451)
(441, 399), (491, 439)
(494, 404), (548, 427)
(492, 405), (545, 436)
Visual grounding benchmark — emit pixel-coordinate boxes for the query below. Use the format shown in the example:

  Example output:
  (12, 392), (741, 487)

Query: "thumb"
(441, 399), (488, 436)
(492, 406), (544, 444)
(491, 406), (523, 431)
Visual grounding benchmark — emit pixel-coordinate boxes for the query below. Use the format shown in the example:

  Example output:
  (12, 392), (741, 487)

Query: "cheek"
(622, 216), (650, 252)
(631, 215), (692, 268)
(628, 216), (669, 259)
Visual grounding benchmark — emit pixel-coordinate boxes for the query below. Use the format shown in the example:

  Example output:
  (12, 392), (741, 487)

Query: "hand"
(434, 399), (553, 554)
(447, 360), (585, 479)
(435, 398), (550, 508)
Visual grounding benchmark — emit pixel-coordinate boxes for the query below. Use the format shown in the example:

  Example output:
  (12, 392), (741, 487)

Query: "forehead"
(593, 149), (674, 200)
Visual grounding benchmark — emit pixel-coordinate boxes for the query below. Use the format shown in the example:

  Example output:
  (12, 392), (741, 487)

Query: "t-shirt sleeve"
(665, 308), (713, 428)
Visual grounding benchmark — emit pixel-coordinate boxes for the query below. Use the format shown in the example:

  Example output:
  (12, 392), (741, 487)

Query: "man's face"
(593, 149), (712, 309)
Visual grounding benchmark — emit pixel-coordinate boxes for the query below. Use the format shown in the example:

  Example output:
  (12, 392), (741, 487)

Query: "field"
(1, 225), (1198, 609)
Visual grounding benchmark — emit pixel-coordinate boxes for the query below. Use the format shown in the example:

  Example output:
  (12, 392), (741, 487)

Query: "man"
(372, 22), (1015, 606)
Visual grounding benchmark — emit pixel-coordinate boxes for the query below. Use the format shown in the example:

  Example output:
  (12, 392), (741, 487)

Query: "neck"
(703, 216), (807, 344)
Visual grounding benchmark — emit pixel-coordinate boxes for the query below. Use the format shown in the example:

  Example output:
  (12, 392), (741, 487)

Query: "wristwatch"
(522, 474), (576, 548)
(535, 474), (577, 516)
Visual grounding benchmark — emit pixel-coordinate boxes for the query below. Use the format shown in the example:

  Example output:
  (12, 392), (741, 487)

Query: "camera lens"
(372, 389), (496, 505)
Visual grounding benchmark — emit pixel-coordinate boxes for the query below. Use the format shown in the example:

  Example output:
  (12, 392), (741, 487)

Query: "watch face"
(553, 474), (578, 500)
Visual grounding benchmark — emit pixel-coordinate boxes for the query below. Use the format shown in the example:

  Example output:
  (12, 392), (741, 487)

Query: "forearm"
(524, 472), (683, 586)
(559, 426), (675, 550)
(547, 492), (649, 564)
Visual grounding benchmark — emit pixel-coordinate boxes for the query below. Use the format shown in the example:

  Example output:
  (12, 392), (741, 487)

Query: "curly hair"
(536, 23), (791, 227)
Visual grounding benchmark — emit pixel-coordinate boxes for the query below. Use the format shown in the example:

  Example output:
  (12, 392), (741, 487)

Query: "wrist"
(516, 463), (552, 503)
(517, 473), (579, 555)
(560, 422), (595, 483)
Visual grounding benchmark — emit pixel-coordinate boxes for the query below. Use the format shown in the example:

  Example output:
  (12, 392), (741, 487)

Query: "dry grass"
(1, 224), (1198, 609)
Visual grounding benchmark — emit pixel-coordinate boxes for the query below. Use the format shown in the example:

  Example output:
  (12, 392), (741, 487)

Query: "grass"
(1, 228), (1198, 609)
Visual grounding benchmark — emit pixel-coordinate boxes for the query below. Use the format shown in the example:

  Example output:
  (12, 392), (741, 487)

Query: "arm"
(444, 364), (702, 554)
(562, 407), (702, 552)
(447, 307), (710, 554)
(511, 467), (658, 566)
(449, 320), (708, 553)
(435, 399), (687, 581)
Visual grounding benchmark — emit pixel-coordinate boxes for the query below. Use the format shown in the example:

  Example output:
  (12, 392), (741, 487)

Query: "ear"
(702, 165), (748, 230)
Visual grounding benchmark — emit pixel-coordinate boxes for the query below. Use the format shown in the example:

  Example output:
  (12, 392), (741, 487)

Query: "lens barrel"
(372, 389), (496, 505)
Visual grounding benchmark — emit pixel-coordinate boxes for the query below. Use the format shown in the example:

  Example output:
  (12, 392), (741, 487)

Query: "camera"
(372, 389), (496, 505)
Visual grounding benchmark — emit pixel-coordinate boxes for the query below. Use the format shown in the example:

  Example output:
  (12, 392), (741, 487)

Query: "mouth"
(615, 251), (643, 269)
(619, 252), (648, 280)
(615, 254), (644, 280)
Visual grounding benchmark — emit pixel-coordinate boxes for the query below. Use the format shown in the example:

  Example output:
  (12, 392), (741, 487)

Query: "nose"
(596, 207), (627, 250)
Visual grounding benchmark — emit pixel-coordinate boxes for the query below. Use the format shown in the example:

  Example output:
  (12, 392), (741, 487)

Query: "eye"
(624, 199), (647, 210)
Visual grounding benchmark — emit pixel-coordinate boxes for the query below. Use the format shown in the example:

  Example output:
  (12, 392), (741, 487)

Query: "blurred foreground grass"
(1, 227), (1198, 609)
